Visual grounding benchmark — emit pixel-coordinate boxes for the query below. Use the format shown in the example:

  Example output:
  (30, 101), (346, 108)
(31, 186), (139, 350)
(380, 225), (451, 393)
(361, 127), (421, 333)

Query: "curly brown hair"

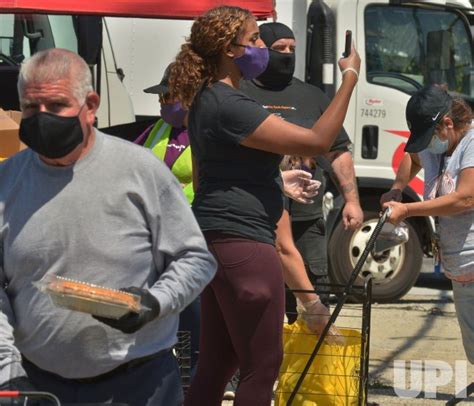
(448, 97), (473, 136)
(168, 6), (253, 108)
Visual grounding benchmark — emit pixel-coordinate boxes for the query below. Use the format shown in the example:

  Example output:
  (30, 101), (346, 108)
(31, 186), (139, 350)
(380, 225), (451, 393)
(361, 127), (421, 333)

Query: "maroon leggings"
(184, 232), (285, 406)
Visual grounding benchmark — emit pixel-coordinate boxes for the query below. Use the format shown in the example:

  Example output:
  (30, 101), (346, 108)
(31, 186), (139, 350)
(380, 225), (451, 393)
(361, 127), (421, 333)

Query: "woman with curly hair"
(168, 6), (360, 405)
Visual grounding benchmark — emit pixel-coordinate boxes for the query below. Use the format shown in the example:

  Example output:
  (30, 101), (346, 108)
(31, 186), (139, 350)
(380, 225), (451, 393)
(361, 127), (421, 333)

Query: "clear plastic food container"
(37, 275), (142, 319)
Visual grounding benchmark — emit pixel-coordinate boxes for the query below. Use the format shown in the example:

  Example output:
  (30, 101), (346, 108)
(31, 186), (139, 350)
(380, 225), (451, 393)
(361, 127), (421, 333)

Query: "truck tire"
(328, 210), (423, 302)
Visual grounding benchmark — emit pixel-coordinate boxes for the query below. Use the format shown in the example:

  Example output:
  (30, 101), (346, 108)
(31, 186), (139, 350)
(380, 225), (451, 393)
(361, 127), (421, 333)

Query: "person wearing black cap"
(137, 64), (194, 203)
(240, 22), (363, 321)
(381, 85), (474, 365)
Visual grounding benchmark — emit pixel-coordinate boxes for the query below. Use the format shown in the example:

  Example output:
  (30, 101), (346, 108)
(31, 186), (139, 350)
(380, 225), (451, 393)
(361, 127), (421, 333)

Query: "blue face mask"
(426, 133), (449, 155)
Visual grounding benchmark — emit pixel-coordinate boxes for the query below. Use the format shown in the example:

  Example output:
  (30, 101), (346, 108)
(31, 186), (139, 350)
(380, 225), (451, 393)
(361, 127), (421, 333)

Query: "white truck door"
(354, 0), (414, 187)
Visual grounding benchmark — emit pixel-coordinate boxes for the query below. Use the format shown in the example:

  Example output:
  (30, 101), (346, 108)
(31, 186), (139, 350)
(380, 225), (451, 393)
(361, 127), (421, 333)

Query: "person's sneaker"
(223, 371), (239, 400)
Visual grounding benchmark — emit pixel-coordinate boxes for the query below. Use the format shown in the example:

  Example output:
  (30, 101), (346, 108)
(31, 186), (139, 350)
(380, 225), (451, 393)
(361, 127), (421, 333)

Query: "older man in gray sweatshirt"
(0, 48), (216, 406)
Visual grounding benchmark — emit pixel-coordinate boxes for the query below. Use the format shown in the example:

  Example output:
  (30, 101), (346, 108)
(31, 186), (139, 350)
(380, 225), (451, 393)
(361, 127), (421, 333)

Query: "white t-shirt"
(418, 126), (474, 280)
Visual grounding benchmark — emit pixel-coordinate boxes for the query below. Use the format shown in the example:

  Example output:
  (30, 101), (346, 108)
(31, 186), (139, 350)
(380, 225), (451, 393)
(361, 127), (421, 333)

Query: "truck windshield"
(0, 14), (77, 66)
(365, 5), (473, 97)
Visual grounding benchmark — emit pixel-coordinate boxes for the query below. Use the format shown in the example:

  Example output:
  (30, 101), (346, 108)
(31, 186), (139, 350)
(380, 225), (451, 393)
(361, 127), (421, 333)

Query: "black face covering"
(256, 49), (295, 88)
(19, 111), (84, 159)
(256, 22), (296, 89)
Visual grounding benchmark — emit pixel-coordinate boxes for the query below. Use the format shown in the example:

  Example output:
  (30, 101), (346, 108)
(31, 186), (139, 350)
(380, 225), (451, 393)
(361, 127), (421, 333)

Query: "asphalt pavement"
(367, 270), (473, 405)
(222, 260), (473, 405)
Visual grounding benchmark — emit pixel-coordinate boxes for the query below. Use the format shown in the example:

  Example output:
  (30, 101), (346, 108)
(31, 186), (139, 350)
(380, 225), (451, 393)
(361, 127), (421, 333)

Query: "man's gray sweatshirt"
(0, 130), (216, 381)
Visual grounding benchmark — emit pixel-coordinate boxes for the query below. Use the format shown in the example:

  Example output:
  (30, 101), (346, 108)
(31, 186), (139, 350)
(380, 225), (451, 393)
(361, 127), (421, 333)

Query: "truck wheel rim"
(349, 218), (406, 284)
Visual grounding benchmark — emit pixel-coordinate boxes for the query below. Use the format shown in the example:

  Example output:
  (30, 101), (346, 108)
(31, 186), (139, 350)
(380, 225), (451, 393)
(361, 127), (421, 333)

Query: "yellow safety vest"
(144, 119), (194, 204)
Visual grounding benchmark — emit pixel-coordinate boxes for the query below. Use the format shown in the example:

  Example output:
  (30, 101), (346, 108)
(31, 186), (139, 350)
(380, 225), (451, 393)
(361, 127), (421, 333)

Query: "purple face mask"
(233, 45), (269, 80)
(160, 101), (187, 128)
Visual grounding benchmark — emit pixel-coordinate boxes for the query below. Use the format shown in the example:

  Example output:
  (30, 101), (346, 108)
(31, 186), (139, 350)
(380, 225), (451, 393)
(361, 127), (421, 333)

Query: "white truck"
(106, 0), (474, 301)
(292, 0), (474, 301)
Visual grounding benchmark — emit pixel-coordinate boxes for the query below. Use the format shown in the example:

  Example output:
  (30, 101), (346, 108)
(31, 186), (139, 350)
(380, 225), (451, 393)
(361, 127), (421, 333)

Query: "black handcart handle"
(0, 390), (60, 405)
(445, 382), (474, 405)
(287, 207), (392, 406)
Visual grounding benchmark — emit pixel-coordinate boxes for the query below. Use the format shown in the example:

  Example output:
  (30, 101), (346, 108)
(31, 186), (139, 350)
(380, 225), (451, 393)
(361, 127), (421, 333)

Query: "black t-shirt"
(240, 78), (351, 221)
(188, 81), (283, 245)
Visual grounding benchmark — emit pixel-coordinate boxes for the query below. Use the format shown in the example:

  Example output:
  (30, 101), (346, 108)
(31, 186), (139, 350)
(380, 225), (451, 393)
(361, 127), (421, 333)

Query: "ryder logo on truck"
(365, 98), (383, 106)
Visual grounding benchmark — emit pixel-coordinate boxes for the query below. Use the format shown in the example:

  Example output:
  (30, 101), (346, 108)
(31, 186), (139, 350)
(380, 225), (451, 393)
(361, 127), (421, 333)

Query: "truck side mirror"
(74, 16), (102, 66)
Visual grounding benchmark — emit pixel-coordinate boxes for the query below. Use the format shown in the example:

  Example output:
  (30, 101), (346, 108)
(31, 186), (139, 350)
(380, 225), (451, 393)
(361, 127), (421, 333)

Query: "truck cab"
(300, 0), (474, 301)
(0, 13), (135, 128)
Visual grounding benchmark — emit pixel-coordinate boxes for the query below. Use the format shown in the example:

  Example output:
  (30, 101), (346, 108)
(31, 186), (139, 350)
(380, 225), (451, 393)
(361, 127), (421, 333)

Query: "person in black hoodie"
(241, 22), (363, 320)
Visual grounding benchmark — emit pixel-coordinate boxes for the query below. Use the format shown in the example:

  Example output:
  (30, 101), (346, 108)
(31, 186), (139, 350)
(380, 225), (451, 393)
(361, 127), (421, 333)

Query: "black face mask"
(256, 49), (295, 88)
(19, 111), (84, 159)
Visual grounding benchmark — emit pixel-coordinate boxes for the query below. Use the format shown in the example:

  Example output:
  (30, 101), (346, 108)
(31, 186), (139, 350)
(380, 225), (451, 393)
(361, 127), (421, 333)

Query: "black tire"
(328, 210), (423, 302)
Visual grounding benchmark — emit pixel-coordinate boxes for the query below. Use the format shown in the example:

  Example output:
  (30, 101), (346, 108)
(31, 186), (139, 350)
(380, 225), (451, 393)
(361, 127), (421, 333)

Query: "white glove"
(296, 298), (344, 345)
(282, 169), (321, 204)
(322, 192), (334, 220)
